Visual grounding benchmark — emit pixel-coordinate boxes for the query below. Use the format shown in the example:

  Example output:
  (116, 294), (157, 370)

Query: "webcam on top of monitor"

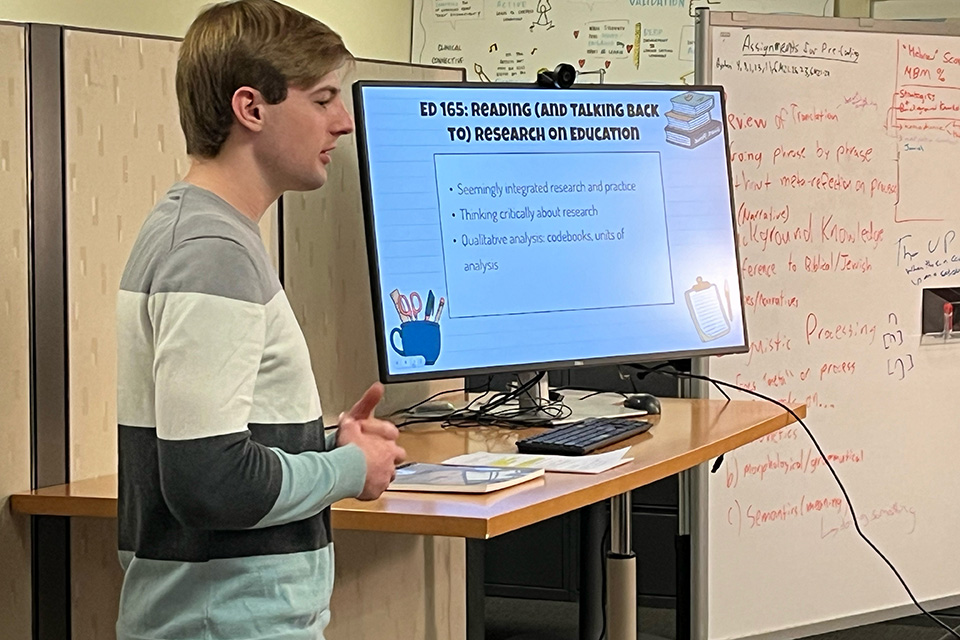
(536, 63), (577, 89)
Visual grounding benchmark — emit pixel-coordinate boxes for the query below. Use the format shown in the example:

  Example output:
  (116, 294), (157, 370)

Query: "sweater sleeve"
(149, 237), (364, 530)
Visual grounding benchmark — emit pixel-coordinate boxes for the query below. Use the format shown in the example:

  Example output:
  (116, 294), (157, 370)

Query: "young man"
(115, 1), (405, 638)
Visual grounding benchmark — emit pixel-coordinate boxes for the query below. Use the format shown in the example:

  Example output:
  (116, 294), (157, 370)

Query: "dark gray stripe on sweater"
(119, 423), (330, 562)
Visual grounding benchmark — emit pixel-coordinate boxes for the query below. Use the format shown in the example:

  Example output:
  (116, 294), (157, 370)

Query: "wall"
(871, 0), (960, 18)
(0, 0), (414, 62)
(836, 0), (871, 16)
(0, 23), (31, 640)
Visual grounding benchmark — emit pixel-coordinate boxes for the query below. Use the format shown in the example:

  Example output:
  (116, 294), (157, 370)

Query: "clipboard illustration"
(684, 276), (731, 342)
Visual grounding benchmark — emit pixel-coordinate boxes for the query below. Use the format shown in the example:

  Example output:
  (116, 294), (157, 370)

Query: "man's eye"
(315, 100), (330, 108)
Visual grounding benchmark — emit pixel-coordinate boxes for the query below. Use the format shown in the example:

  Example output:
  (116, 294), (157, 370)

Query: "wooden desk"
(10, 398), (804, 640)
(11, 397), (804, 532)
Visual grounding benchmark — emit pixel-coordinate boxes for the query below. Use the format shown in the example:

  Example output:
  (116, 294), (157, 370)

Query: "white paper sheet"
(442, 447), (632, 474)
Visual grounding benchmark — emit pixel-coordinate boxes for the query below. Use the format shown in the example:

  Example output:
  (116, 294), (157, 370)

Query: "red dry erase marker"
(944, 301), (954, 339)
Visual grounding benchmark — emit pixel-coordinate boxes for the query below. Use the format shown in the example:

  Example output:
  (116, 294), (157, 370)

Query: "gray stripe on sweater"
(119, 182), (280, 303)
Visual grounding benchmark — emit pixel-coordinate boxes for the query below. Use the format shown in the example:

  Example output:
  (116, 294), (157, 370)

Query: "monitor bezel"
(353, 80), (748, 384)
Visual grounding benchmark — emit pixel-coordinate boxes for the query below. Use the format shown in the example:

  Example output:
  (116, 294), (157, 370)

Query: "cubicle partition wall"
(58, 28), (185, 640)
(64, 29), (186, 483)
(0, 22), (31, 640)
(13, 23), (465, 640)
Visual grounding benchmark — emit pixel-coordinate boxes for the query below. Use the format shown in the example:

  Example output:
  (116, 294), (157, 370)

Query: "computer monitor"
(354, 81), (747, 388)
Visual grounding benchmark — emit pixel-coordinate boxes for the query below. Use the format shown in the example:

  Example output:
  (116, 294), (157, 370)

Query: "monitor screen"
(354, 81), (747, 383)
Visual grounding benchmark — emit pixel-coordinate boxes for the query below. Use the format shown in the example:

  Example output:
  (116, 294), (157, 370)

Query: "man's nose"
(334, 102), (354, 136)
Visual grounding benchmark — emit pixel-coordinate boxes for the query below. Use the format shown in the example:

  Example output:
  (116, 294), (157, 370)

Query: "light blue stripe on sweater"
(117, 546), (335, 640)
(252, 444), (365, 529)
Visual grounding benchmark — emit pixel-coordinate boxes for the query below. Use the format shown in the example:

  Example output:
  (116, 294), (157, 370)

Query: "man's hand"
(342, 382), (401, 441)
(336, 383), (405, 500)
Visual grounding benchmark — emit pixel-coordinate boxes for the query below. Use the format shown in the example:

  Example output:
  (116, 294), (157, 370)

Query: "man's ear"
(231, 86), (265, 133)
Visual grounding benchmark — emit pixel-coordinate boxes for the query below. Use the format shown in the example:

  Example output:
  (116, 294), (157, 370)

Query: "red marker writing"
(945, 301), (954, 340)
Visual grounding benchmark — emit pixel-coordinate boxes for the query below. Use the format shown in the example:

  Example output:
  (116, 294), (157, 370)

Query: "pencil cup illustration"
(391, 321), (441, 365)
(389, 289), (443, 366)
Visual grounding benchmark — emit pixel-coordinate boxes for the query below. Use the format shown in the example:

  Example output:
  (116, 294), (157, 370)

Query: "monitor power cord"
(629, 363), (960, 640)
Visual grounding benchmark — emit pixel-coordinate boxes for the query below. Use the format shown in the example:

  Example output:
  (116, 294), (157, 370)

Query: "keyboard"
(515, 416), (653, 456)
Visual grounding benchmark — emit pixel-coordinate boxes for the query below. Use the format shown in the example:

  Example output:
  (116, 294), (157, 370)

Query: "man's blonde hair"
(176, 0), (352, 158)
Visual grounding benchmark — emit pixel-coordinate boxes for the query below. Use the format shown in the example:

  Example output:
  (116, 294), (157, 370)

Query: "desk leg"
(607, 492), (637, 640)
(676, 468), (693, 640)
(33, 515), (70, 640)
(579, 502), (606, 640)
(466, 538), (485, 640)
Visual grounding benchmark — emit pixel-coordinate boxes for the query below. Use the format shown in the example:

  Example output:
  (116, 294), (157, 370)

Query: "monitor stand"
(506, 371), (650, 425)
(509, 371), (554, 424)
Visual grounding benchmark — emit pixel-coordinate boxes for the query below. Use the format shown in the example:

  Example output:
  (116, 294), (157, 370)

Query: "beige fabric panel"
(64, 30), (188, 480)
(327, 532), (465, 640)
(71, 518), (124, 640)
(283, 62), (466, 419)
(0, 24), (31, 640)
(64, 30), (279, 480)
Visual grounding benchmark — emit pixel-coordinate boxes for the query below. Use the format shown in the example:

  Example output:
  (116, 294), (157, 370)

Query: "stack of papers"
(442, 447), (632, 475)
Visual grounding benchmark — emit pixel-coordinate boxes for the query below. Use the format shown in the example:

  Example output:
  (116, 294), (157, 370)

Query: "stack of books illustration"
(665, 91), (722, 149)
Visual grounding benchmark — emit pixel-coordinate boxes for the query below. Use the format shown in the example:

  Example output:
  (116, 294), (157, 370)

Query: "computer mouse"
(623, 393), (661, 415)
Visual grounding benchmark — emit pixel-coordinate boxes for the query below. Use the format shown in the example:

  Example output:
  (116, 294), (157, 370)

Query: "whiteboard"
(411, 0), (833, 85)
(700, 11), (960, 640)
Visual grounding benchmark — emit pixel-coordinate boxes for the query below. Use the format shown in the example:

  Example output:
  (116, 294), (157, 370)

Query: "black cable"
(437, 371), (574, 429)
(625, 365), (639, 394)
(477, 373), (542, 413)
(391, 377), (498, 428)
(631, 363), (960, 640)
(632, 362), (730, 401)
(708, 378), (730, 401)
(408, 370), (686, 431)
(577, 389), (628, 401)
(410, 368), (694, 431)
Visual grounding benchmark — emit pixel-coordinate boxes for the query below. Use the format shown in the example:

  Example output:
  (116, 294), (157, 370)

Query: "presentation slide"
(357, 84), (745, 377)
(435, 151), (672, 318)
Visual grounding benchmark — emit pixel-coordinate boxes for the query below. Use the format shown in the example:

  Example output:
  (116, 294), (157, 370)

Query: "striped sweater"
(116, 182), (367, 640)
